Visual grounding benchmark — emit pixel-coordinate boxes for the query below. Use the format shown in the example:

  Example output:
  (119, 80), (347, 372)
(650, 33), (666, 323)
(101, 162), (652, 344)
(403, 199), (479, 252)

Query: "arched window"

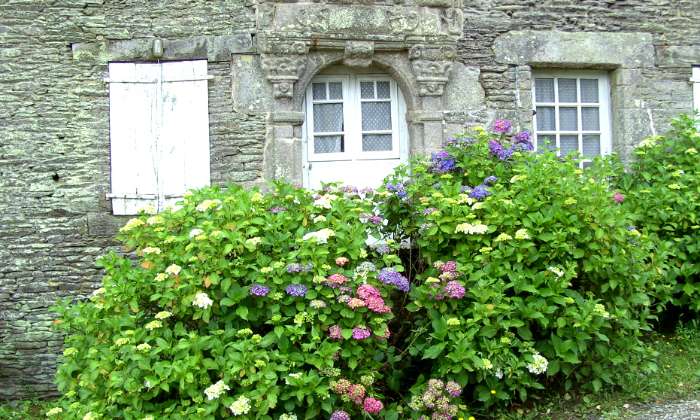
(302, 70), (408, 189)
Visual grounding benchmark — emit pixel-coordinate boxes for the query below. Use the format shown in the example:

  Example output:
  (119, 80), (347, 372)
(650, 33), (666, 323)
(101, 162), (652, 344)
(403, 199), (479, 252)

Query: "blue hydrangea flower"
(469, 185), (490, 201)
(285, 284), (307, 297)
(378, 268), (410, 292)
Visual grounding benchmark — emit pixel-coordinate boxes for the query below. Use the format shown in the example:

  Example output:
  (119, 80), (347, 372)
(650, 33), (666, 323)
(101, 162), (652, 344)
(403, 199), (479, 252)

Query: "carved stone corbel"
(343, 41), (374, 67)
(260, 40), (309, 99)
(441, 7), (464, 35)
(409, 45), (457, 96)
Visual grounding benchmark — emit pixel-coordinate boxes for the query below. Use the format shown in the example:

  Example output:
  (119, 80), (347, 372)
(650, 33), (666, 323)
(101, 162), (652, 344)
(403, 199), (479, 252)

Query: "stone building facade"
(1, 0), (699, 399)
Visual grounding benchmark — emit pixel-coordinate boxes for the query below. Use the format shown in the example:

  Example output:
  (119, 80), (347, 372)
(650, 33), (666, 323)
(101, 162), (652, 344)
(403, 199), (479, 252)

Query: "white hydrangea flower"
(515, 229), (530, 240)
(46, 407), (63, 416)
(120, 218), (145, 232)
(146, 216), (163, 225)
(154, 273), (168, 282)
(165, 264), (182, 276)
(229, 395), (251, 416)
(279, 414), (298, 420)
(526, 352), (548, 375)
(142, 247), (161, 255)
(144, 320), (162, 330)
(136, 343), (151, 352)
(482, 358), (493, 370)
(192, 292), (213, 309)
(494, 368), (503, 379)
(313, 215), (327, 223)
(83, 413), (97, 420)
(302, 228), (335, 244)
(155, 311), (172, 320)
(593, 303), (611, 319)
(189, 228), (204, 238)
(245, 237), (262, 247)
(313, 194), (337, 209)
(114, 337), (129, 346)
(547, 266), (565, 277)
(196, 199), (222, 212)
(204, 380), (230, 400)
(90, 287), (105, 297)
(455, 222), (488, 235)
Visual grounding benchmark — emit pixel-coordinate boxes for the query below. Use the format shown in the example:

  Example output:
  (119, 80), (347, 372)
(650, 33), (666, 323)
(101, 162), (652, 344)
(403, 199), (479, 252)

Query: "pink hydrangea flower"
(365, 295), (391, 313)
(613, 192), (625, 203)
(444, 281), (465, 299)
(348, 298), (367, 309)
(332, 379), (352, 394)
(335, 257), (349, 267)
(357, 284), (381, 300)
(328, 325), (342, 340)
(327, 273), (348, 286)
(363, 397), (384, 414)
(352, 327), (371, 340)
(348, 384), (366, 405)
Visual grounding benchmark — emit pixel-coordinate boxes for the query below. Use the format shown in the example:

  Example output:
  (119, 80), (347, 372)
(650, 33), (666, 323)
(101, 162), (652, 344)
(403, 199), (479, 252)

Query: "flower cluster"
(229, 395), (251, 416)
(526, 352), (549, 375)
(386, 182), (407, 198)
(331, 379), (384, 415)
(355, 284), (391, 313)
(427, 261), (466, 300)
(192, 292), (213, 309)
(204, 380), (230, 400)
(431, 150), (457, 173)
(377, 268), (410, 292)
(286, 262), (314, 273)
(326, 273), (348, 288)
(302, 228), (335, 244)
(409, 379), (461, 420)
(285, 284), (308, 297)
(487, 121), (534, 160)
(250, 284), (270, 297)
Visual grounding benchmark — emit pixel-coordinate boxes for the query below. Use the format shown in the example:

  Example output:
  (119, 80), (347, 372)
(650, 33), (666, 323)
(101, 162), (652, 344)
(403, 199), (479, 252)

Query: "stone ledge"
(71, 33), (255, 64)
(493, 31), (655, 68)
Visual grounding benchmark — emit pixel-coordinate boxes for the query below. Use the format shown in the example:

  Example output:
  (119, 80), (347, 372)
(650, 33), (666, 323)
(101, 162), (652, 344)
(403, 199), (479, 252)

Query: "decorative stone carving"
(260, 40), (309, 99)
(388, 10), (420, 34)
(343, 41), (374, 67)
(441, 7), (464, 35)
(409, 45), (456, 96)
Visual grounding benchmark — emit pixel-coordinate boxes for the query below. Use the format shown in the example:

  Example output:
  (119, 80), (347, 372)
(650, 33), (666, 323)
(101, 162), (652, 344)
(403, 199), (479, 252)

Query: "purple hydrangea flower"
(387, 182), (407, 198)
(423, 207), (438, 215)
(444, 281), (465, 299)
(368, 215), (384, 225)
(446, 381), (462, 397)
(285, 284), (307, 297)
(469, 185), (490, 201)
(378, 268), (410, 292)
(483, 176), (498, 185)
(373, 243), (391, 255)
(269, 206), (287, 214)
(352, 327), (371, 340)
(513, 130), (531, 143)
(330, 411), (350, 420)
(513, 141), (534, 152)
(250, 284), (270, 297)
(431, 150), (456, 173)
(492, 119), (512, 134)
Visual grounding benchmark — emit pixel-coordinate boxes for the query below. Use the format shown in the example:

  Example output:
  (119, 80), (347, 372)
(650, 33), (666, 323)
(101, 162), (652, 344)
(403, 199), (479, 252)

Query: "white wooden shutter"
(107, 61), (210, 215)
(159, 61), (210, 209)
(108, 62), (160, 215)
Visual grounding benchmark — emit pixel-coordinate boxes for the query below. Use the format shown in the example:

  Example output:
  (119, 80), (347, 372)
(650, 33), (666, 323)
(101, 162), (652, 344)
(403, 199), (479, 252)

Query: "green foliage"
(51, 183), (404, 419)
(617, 115), (700, 310)
(380, 127), (667, 407)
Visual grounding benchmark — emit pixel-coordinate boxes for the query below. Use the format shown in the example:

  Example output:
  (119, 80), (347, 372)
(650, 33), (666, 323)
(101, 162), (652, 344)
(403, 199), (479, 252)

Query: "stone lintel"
(271, 111), (305, 125)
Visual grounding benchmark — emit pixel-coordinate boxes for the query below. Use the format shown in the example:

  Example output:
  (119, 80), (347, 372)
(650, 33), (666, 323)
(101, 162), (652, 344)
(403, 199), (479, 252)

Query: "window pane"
(376, 81), (390, 99)
(582, 134), (601, 157)
(582, 107), (600, 130)
(360, 82), (374, 99)
(582, 161), (593, 169)
(536, 106), (555, 130)
(328, 82), (343, 100)
(312, 83), (326, 100)
(361, 102), (391, 131)
(313, 103), (343, 132)
(314, 135), (343, 154)
(560, 135), (579, 155)
(363, 134), (392, 151)
(537, 135), (556, 153)
(557, 78), (577, 102)
(559, 107), (578, 131)
(535, 78), (555, 102)
(580, 79), (599, 103)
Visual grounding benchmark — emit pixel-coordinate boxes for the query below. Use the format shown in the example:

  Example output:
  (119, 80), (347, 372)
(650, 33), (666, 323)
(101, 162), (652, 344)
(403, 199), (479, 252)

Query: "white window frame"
(692, 66), (700, 117)
(304, 74), (401, 162)
(532, 70), (612, 166)
(106, 60), (211, 215)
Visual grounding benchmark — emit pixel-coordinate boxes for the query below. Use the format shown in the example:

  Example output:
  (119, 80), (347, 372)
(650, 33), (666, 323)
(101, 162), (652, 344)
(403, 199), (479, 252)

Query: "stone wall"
(0, 0), (698, 399)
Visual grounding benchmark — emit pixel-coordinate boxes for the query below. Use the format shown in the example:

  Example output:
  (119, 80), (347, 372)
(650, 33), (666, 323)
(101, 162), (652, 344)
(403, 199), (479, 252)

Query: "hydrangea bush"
(50, 120), (675, 419)
(51, 183), (409, 419)
(379, 122), (668, 405)
(617, 115), (700, 311)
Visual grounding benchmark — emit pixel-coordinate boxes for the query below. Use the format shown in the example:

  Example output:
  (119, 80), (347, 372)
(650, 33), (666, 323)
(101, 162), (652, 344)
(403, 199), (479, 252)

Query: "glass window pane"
(362, 134), (393, 151)
(582, 134), (601, 157)
(559, 107), (578, 131)
(313, 103), (344, 132)
(535, 78), (555, 102)
(361, 102), (391, 131)
(536, 106), (555, 130)
(560, 135), (579, 156)
(314, 135), (343, 154)
(360, 82), (374, 99)
(582, 161), (593, 169)
(580, 79), (599, 103)
(558, 78), (577, 102)
(376, 81), (390, 99)
(328, 82), (343, 100)
(537, 135), (556, 153)
(312, 83), (326, 101)
(582, 107), (600, 130)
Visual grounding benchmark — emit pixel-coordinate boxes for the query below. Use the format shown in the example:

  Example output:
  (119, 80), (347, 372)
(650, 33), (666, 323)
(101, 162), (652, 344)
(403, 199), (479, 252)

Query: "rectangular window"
(692, 66), (700, 117)
(107, 61), (211, 215)
(532, 71), (612, 167)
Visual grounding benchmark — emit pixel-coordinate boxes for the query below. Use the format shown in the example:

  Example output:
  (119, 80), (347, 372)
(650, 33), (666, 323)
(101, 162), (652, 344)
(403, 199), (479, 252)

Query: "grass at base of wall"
(494, 321), (700, 419)
(1, 323), (699, 420)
